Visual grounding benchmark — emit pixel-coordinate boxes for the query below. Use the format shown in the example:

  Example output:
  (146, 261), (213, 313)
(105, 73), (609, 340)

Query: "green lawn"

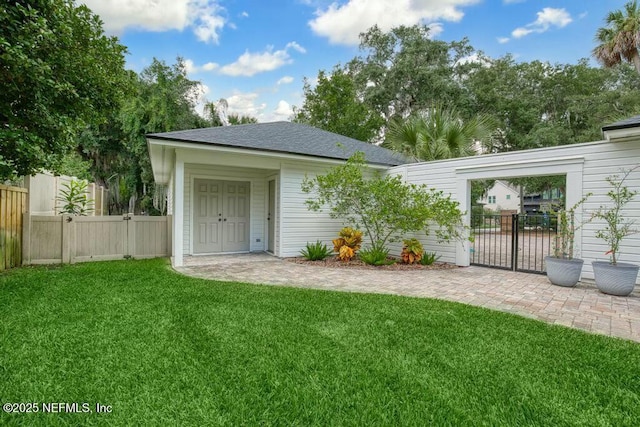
(1, 259), (639, 426)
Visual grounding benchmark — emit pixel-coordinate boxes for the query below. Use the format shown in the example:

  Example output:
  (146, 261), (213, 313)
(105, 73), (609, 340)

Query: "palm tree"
(384, 106), (494, 161)
(593, 0), (640, 74)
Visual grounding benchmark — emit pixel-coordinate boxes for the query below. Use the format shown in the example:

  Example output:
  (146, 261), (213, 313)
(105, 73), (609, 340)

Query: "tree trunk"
(633, 51), (640, 75)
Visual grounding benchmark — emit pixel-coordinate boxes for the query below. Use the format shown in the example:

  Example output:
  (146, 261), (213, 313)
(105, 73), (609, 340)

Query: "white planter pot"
(545, 257), (584, 287)
(592, 261), (639, 296)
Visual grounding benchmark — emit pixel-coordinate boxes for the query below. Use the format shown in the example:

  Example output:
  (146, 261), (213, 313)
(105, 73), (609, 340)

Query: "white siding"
(279, 161), (345, 257)
(388, 139), (640, 282)
(183, 164), (271, 255)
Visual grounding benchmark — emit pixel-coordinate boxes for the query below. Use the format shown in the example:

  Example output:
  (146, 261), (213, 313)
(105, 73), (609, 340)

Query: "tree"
(228, 113), (258, 125)
(301, 152), (466, 248)
(384, 105), (494, 161)
(0, 0), (129, 180)
(293, 67), (383, 142)
(101, 58), (208, 213)
(348, 25), (474, 124)
(465, 57), (640, 153)
(594, 0), (640, 74)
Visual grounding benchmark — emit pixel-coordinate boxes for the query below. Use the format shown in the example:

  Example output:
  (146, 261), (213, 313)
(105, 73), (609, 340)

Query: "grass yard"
(1, 259), (639, 426)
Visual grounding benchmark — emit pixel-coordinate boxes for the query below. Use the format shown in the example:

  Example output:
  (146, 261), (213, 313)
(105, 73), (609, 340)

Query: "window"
(488, 195), (496, 204)
(506, 195), (511, 200)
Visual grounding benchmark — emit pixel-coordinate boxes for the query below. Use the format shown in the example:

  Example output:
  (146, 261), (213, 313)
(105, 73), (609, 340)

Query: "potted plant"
(590, 166), (639, 296)
(544, 195), (590, 287)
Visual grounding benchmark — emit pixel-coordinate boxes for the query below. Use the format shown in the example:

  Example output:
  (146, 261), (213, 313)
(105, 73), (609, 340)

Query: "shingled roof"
(602, 115), (640, 132)
(147, 121), (409, 166)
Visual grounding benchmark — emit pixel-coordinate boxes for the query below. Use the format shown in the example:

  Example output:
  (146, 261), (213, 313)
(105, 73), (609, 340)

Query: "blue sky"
(81, 0), (629, 122)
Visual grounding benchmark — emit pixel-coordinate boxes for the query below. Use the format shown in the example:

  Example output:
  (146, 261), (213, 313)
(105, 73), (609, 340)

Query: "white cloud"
(456, 53), (490, 66)
(241, 11), (249, 18)
(308, 0), (481, 45)
(226, 92), (267, 118)
(512, 27), (532, 38)
(428, 23), (445, 37)
(184, 59), (219, 74)
(193, 83), (211, 117)
(497, 37), (510, 44)
(511, 7), (572, 39)
(503, 0), (525, 4)
(274, 100), (293, 119)
(277, 76), (294, 85)
(286, 41), (307, 54)
(220, 42), (306, 77)
(81, 0), (227, 44)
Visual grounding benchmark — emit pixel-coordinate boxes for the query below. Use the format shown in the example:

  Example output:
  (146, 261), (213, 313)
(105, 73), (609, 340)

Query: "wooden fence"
(1, 185), (28, 271)
(23, 214), (171, 265)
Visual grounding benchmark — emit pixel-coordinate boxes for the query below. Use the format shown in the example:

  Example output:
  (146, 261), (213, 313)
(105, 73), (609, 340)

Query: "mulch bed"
(288, 256), (456, 271)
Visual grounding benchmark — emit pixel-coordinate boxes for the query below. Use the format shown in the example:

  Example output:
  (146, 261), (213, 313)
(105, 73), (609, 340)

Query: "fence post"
(22, 213), (31, 265)
(61, 215), (72, 264)
(126, 214), (135, 259)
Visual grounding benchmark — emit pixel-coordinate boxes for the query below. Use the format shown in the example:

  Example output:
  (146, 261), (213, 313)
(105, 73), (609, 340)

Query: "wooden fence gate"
(1, 185), (27, 271)
(23, 214), (170, 264)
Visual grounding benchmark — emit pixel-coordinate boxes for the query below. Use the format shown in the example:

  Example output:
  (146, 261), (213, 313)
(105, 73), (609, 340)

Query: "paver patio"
(175, 253), (640, 343)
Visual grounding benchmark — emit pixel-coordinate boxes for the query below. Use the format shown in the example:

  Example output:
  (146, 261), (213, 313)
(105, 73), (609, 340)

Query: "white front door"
(193, 179), (250, 254)
(222, 181), (250, 252)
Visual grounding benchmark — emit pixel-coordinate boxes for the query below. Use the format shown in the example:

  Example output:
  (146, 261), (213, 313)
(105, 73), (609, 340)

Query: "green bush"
(300, 241), (333, 261)
(56, 179), (93, 215)
(471, 205), (485, 228)
(420, 252), (441, 266)
(359, 242), (394, 266)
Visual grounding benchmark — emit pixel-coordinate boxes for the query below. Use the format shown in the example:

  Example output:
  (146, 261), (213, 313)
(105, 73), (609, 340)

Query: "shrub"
(302, 152), (467, 248)
(420, 252), (441, 266)
(471, 205), (485, 228)
(56, 180), (93, 215)
(359, 242), (394, 266)
(401, 238), (424, 264)
(300, 241), (333, 261)
(333, 227), (363, 261)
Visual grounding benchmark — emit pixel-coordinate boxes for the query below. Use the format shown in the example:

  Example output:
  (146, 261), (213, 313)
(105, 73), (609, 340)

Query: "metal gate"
(470, 213), (556, 274)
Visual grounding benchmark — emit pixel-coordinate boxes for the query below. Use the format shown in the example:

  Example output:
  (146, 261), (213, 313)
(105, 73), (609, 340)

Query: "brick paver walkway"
(176, 253), (640, 342)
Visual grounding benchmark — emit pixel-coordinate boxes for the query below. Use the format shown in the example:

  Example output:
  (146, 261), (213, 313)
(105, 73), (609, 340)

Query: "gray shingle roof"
(602, 115), (640, 132)
(147, 121), (409, 166)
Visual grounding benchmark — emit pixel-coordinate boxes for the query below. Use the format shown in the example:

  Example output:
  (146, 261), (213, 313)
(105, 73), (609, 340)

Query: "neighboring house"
(147, 122), (408, 267)
(522, 188), (563, 214)
(478, 180), (520, 211)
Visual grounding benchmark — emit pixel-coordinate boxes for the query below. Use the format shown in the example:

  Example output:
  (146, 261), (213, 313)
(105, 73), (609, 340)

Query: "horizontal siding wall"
(279, 161), (345, 257)
(389, 139), (640, 282)
(385, 166), (459, 263)
(183, 164), (271, 255)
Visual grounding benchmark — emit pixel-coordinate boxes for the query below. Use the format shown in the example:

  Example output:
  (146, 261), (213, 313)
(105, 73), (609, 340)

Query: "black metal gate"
(470, 213), (556, 274)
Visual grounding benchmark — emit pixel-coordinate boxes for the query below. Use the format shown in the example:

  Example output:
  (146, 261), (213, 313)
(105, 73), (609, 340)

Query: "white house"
(479, 180), (520, 211)
(147, 116), (640, 282)
(147, 122), (408, 267)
